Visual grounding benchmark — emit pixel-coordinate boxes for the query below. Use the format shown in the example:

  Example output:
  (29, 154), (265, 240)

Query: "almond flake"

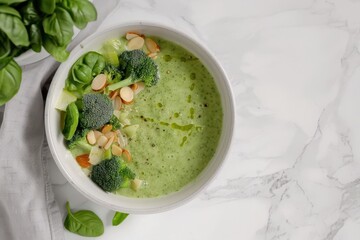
(120, 87), (134, 103)
(97, 135), (108, 147)
(91, 74), (107, 91)
(104, 136), (114, 150)
(86, 130), (96, 145)
(145, 38), (160, 53)
(126, 32), (141, 40)
(112, 144), (123, 156)
(114, 96), (122, 110)
(127, 36), (144, 50)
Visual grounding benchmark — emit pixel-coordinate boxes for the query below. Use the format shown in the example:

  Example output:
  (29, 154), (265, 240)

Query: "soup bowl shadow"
(45, 22), (235, 214)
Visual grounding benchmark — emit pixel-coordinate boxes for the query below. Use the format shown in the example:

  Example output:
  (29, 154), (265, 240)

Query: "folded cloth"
(0, 1), (118, 239)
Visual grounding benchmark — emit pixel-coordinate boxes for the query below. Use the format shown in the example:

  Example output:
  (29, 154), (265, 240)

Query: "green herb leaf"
(64, 201), (104, 237)
(20, 1), (41, 26)
(0, 0), (26, 5)
(62, 102), (79, 140)
(0, 6), (29, 47)
(42, 37), (69, 62)
(0, 32), (11, 61)
(65, 51), (105, 93)
(59, 0), (97, 29)
(29, 24), (42, 52)
(0, 5), (21, 18)
(42, 6), (74, 46)
(112, 212), (129, 226)
(0, 60), (21, 106)
(35, 0), (56, 15)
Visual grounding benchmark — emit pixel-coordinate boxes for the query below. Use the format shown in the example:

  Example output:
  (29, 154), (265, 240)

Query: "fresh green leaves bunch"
(0, 0), (97, 106)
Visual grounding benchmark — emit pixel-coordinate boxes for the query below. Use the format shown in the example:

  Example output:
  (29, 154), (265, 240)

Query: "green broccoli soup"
(57, 33), (222, 198)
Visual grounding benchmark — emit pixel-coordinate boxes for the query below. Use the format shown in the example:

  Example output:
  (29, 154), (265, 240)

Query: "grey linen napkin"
(0, 1), (117, 239)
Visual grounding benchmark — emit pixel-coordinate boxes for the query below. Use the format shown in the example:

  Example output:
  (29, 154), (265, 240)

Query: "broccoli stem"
(106, 77), (141, 91)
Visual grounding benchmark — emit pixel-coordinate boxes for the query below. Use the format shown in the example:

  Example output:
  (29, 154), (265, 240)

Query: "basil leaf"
(35, 0), (56, 14)
(0, 5), (21, 18)
(59, 0), (97, 29)
(20, 1), (41, 26)
(29, 24), (42, 52)
(72, 64), (92, 84)
(0, 60), (21, 106)
(0, 33), (24, 70)
(0, 6), (29, 47)
(0, 32), (11, 61)
(68, 51), (105, 88)
(0, 0), (26, 5)
(42, 6), (73, 46)
(112, 212), (128, 226)
(82, 52), (106, 76)
(42, 36), (69, 62)
(64, 201), (104, 237)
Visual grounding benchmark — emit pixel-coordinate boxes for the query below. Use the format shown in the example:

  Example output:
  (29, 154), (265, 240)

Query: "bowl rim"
(45, 21), (235, 214)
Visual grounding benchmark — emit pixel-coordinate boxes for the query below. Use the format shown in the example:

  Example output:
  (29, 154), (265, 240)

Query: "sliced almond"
(112, 144), (123, 156)
(104, 136), (114, 150)
(147, 52), (157, 59)
(134, 82), (145, 95)
(120, 87), (134, 103)
(130, 83), (138, 91)
(104, 131), (115, 139)
(86, 130), (96, 145)
(91, 74), (107, 91)
(117, 133), (127, 148)
(109, 90), (119, 100)
(122, 99), (133, 105)
(126, 32), (141, 40)
(97, 135), (108, 147)
(122, 149), (132, 162)
(93, 130), (102, 140)
(101, 124), (113, 134)
(114, 96), (122, 110)
(145, 38), (160, 53)
(127, 36), (144, 50)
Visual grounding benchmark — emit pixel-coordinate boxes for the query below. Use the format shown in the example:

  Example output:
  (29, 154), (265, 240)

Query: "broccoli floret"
(90, 157), (136, 192)
(109, 115), (122, 130)
(77, 93), (113, 129)
(102, 63), (122, 84)
(106, 50), (159, 91)
(65, 128), (92, 152)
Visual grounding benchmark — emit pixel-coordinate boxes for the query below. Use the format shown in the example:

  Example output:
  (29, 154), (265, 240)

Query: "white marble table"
(49, 0), (360, 239)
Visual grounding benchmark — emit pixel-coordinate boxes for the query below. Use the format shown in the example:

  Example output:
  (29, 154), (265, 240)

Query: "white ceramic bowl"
(45, 22), (235, 214)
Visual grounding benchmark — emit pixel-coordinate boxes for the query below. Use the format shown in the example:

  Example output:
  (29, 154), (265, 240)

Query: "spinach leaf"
(0, 60), (21, 106)
(64, 202), (104, 237)
(42, 6), (73, 46)
(42, 36), (69, 62)
(35, 0), (56, 14)
(29, 24), (42, 52)
(59, 0), (97, 29)
(112, 212), (129, 226)
(0, 6), (29, 46)
(0, 0), (26, 5)
(20, 1), (41, 26)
